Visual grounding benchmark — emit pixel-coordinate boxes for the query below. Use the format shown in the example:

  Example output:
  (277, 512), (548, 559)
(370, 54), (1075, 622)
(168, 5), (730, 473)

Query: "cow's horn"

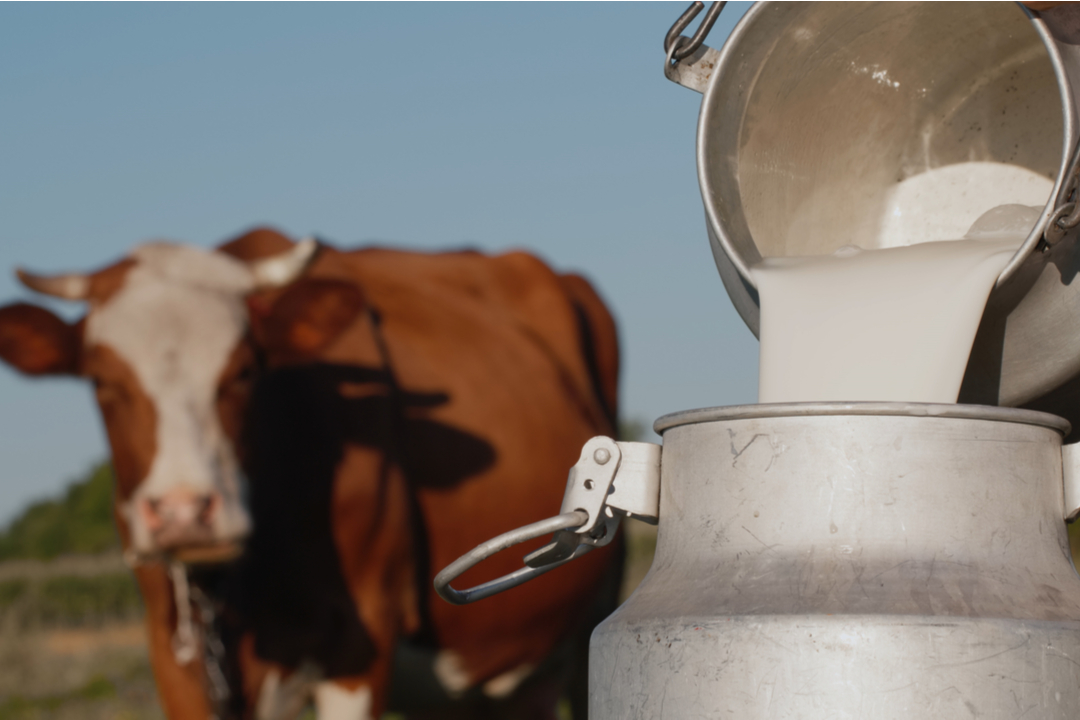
(15, 268), (91, 300)
(248, 237), (319, 288)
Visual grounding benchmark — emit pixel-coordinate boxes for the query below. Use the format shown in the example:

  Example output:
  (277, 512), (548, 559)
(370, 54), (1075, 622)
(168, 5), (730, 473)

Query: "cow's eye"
(219, 364), (257, 397)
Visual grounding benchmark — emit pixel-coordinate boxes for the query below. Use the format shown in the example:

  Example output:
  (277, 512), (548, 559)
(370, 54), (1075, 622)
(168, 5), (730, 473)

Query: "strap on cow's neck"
(365, 306), (400, 395)
(363, 302), (439, 644)
(362, 303), (406, 527)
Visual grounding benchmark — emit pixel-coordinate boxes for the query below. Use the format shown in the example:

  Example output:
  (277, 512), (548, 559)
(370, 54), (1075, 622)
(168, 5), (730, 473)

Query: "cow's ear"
(247, 279), (365, 359)
(0, 303), (81, 376)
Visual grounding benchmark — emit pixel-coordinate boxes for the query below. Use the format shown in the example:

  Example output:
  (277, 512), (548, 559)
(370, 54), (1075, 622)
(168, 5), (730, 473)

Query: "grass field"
(0, 521), (660, 720)
(0, 554), (161, 720)
(4, 510), (1071, 719)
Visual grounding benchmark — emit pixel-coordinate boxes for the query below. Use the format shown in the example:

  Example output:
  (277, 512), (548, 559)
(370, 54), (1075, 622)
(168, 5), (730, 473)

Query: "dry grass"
(0, 532), (662, 720)
(0, 554), (162, 720)
(0, 632), (163, 720)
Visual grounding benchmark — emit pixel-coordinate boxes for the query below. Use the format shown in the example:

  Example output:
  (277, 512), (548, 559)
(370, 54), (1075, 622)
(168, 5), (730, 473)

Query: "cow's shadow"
(228, 362), (496, 679)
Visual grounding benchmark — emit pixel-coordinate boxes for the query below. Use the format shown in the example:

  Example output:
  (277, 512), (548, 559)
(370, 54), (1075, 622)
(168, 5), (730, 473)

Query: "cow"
(0, 227), (622, 720)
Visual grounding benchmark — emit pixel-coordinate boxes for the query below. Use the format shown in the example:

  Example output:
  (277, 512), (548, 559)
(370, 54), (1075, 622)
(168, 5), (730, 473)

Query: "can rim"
(653, 402), (1072, 435)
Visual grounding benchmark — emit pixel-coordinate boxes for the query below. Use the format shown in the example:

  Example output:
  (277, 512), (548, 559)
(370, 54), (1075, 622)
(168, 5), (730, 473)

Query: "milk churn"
(434, 2), (1080, 718)
(437, 402), (1080, 717)
(592, 403), (1080, 718)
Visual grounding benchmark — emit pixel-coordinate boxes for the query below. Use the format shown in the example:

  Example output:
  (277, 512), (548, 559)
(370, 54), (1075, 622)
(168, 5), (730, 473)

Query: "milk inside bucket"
(433, 3), (1080, 718)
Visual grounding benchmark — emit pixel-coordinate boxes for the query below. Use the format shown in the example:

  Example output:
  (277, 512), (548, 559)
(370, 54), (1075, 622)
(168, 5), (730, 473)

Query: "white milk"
(876, 161), (1053, 248)
(753, 162), (1051, 404)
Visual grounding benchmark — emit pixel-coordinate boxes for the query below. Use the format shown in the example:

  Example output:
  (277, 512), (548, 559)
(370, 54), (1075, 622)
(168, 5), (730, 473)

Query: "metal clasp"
(1045, 160), (1080, 246)
(664, 1), (726, 62)
(663, 1), (727, 93)
(433, 436), (661, 605)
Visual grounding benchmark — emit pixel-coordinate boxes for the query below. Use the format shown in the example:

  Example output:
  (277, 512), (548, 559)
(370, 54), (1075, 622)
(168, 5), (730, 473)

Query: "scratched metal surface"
(591, 407), (1080, 718)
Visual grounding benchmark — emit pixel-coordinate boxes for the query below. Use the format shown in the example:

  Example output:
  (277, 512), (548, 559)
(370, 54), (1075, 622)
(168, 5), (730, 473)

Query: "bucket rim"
(654, 402), (1072, 435)
(697, 1), (1076, 292)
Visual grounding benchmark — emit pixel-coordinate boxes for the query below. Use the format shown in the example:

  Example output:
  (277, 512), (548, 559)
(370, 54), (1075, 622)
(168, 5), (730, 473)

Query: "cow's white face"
(87, 244), (257, 556)
(0, 234), (317, 561)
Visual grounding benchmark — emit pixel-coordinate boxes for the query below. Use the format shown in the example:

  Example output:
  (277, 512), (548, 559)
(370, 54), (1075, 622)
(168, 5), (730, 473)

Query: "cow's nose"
(139, 488), (219, 548)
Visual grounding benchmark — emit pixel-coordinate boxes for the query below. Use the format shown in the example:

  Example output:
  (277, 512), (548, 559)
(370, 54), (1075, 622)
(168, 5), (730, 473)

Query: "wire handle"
(434, 510), (591, 605)
(434, 437), (661, 606)
(664, 1), (726, 63)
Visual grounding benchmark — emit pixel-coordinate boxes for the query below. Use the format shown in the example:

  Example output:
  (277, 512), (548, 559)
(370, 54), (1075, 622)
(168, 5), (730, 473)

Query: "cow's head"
(0, 230), (318, 561)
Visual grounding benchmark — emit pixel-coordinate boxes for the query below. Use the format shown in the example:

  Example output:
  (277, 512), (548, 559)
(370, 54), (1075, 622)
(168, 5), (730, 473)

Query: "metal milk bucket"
(665, 2), (1080, 412)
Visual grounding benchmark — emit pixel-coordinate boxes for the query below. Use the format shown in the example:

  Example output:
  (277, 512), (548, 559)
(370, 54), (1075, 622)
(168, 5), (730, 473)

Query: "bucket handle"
(435, 437), (661, 605)
(434, 511), (593, 605)
(663, 2), (727, 93)
(664, 1), (726, 63)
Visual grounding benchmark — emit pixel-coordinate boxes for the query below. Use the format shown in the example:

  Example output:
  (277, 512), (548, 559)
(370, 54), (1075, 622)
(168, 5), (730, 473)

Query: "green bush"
(0, 463), (118, 561)
(0, 580), (27, 611)
(617, 418), (647, 443)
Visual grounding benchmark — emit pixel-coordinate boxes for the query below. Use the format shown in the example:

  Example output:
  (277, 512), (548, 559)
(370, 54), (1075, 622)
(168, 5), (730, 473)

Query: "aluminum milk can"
(437, 402), (1080, 717)
(666, 2), (1080, 415)
(591, 403), (1080, 719)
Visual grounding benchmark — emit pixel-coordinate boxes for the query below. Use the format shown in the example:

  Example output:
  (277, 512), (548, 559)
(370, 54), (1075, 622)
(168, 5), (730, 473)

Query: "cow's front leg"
(133, 563), (214, 720)
(326, 449), (417, 719)
(313, 676), (380, 720)
(313, 651), (394, 720)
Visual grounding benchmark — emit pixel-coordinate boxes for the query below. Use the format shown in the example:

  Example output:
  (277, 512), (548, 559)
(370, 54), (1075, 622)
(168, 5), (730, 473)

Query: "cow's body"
(0, 229), (621, 719)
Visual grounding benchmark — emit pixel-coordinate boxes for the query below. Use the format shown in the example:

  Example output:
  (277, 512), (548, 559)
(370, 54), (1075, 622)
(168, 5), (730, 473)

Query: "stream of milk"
(752, 162), (1053, 404)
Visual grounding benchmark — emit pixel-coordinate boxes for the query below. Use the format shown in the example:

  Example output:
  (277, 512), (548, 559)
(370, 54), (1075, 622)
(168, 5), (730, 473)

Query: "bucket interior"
(702, 1), (1065, 265)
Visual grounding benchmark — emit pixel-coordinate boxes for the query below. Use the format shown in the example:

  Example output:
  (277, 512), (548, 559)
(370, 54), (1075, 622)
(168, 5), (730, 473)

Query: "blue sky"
(0, 2), (757, 524)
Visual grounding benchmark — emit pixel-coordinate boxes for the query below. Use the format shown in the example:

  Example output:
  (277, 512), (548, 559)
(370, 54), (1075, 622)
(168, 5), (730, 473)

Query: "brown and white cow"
(0, 228), (622, 719)
(0, 237), (318, 717)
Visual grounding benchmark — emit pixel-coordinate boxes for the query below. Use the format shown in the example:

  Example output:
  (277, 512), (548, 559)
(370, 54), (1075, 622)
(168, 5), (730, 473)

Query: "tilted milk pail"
(668, 2), (1080, 413)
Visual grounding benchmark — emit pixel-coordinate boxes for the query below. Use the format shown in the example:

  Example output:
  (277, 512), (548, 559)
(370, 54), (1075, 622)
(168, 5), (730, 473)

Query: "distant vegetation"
(0, 463), (119, 561)
(0, 461), (140, 633)
(0, 570), (142, 631)
(617, 418), (647, 443)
